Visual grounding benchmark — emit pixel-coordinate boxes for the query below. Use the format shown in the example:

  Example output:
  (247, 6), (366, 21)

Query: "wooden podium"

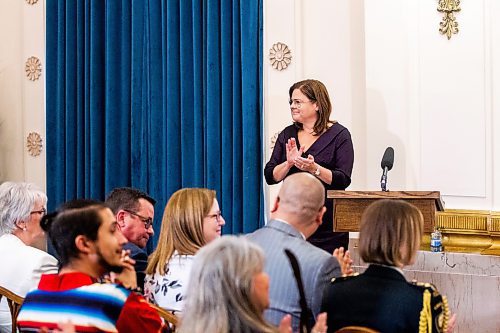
(327, 191), (444, 233)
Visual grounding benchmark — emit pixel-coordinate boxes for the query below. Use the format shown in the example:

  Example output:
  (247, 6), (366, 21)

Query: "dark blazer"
(123, 242), (148, 292)
(264, 123), (354, 253)
(247, 220), (341, 332)
(321, 264), (448, 333)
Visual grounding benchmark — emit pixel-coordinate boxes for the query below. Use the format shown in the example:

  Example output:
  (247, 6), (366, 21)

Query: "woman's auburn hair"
(359, 199), (424, 267)
(146, 188), (216, 275)
(289, 79), (333, 135)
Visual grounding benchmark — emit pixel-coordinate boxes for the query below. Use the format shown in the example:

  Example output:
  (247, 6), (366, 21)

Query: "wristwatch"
(313, 165), (321, 177)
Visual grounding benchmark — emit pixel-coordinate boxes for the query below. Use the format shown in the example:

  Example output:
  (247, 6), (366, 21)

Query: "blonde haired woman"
(144, 188), (225, 312)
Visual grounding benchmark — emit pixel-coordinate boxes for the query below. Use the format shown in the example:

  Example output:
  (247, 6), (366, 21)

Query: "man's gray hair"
(0, 181), (47, 235)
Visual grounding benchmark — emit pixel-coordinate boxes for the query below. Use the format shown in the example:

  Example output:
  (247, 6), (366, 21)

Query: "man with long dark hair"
(17, 200), (162, 332)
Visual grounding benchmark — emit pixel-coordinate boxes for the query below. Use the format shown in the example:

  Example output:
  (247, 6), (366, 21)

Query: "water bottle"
(430, 228), (443, 252)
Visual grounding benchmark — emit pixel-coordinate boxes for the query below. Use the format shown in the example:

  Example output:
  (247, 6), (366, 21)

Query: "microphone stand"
(381, 166), (388, 191)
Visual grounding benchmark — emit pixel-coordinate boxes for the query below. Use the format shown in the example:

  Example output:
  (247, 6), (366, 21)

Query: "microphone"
(380, 147), (394, 191)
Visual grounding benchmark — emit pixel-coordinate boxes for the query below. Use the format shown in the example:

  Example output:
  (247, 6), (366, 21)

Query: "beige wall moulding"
(269, 42), (292, 71)
(421, 210), (500, 255)
(26, 132), (43, 157)
(25, 56), (42, 81)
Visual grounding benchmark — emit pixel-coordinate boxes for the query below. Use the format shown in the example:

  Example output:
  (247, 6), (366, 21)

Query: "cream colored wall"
(363, 0), (499, 211)
(0, 0), (46, 189)
(1, 0), (498, 213)
(264, 0), (500, 217)
(263, 0), (366, 216)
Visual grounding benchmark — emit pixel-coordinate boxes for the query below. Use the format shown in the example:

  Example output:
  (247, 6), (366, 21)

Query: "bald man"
(248, 173), (346, 331)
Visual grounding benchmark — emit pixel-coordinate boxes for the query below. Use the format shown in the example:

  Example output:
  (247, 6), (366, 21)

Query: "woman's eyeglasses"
(206, 211), (223, 223)
(30, 207), (47, 216)
(288, 99), (313, 109)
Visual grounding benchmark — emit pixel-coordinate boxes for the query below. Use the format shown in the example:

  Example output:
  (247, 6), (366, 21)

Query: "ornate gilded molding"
(437, 210), (488, 232)
(26, 132), (43, 157)
(25, 0), (39, 4)
(423, 210), (500, 255)
(483, 213), (500, 255)
(437, 0), (461, 40)
(25, 56), (42, 81)
(269, 42), (292, 71)
(490, 214), (500, 233)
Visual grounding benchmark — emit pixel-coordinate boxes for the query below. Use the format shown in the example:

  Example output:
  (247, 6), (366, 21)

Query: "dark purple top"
(264, 123), (354, 251)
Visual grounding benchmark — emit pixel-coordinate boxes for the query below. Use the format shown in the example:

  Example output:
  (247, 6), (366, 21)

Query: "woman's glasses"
(288, 99), (313, 109)
(30, 207), (47, 216)
(206, 211), (223, 223)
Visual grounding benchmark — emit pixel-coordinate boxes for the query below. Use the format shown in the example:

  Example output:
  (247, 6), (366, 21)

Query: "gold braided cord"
(442, 296), (450, 333)
(418, 289), (432, 333)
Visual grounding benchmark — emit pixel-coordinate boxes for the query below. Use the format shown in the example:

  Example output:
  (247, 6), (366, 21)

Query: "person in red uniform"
(17, 200), (163, 333)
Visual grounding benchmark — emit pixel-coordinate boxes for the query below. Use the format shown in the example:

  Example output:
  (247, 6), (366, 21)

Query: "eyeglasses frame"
(206, 211), (223, 223)
(123, 209), (153, 229)
(288, 99), (314, 109)
(30, 207), (47, 216)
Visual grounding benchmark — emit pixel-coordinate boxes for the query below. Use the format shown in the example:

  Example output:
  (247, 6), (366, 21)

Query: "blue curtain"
(46, 0), (264, 247)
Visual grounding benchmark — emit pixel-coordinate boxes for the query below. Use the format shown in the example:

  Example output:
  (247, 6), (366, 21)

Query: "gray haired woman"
(178, 236), (327, 333)
(0, 181), (58, 333)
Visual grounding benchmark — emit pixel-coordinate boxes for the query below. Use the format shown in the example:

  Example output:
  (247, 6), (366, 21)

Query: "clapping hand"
(278, 313), (328, 333)
(447, 313), (457, 333)
(294, 154), (315, 173)
(333, 247), (354, 276)
(311, 312), (327, 333)
(286, 138), (304, 167)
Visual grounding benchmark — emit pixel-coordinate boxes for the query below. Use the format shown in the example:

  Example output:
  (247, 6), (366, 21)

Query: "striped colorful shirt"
(16, 272), (162, 333)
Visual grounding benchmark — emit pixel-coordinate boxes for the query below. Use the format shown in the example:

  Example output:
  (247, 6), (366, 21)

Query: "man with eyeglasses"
(105, 187), (156, 292)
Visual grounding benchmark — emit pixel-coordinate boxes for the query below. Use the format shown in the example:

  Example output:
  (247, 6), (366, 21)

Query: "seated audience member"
(145, 188), (225, 312)
(0, 182), (58, 333)
(105, 187), (156, 291)
(178, 236), (327, 333)
(321, 199), (456, 333)
(17, 200), (163, 333)
(247, 173), (351, 331)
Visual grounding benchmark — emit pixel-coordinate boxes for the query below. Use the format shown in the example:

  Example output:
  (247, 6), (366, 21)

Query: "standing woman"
(144, 188), (225, 312)
(265, 79), (354, 253)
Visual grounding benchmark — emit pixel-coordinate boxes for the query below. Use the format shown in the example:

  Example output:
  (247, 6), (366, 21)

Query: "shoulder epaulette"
(411, 280), (450, 333)
(410, 280), (442, 298)
(330, 272), (359, 283)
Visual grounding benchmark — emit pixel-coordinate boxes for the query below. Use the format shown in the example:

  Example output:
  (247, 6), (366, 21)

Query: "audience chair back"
(0, 286), (24, 333)
(149, 303), (179, 332)
(335, 326), (380, 333)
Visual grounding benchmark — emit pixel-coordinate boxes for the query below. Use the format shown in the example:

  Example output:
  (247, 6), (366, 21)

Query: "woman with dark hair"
(265, 79), (354, 253)
(321, 199), (456, 333)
